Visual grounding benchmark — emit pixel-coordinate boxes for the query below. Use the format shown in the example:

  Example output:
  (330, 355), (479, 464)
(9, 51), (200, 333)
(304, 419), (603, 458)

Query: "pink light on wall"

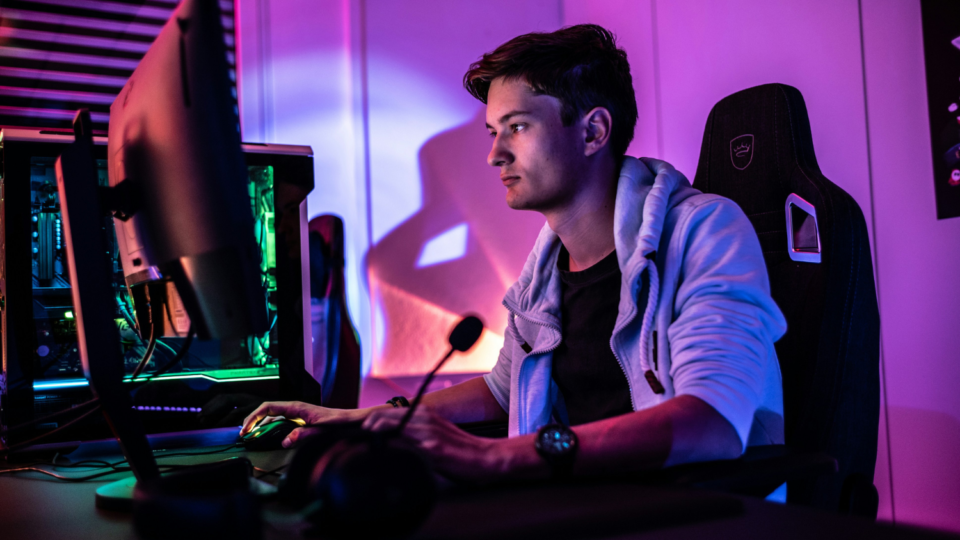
(362, 0), (562, 377)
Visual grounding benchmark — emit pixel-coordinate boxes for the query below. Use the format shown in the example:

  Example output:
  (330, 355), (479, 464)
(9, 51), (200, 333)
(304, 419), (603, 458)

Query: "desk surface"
(1, 447), (955, 540)
(0, 445), (292, 540)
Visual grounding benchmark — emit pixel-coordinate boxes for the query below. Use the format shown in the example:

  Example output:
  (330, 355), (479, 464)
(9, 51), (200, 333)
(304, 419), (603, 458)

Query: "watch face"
(538, 425), (576, 456)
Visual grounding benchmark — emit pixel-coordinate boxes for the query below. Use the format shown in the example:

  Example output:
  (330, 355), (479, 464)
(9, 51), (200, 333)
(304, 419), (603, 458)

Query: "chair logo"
(730, 134), (754, 170)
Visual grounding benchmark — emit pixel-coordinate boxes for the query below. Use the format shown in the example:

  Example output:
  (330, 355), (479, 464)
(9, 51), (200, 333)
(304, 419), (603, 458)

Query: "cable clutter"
(0, 443), (244, 482)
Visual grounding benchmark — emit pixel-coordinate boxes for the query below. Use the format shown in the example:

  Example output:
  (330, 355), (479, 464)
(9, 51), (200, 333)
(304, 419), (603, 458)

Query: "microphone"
(395, 315), (483, 434)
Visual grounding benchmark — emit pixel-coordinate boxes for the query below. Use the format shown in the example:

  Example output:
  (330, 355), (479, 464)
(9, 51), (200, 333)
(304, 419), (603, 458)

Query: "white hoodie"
(483, 157), (788, 452)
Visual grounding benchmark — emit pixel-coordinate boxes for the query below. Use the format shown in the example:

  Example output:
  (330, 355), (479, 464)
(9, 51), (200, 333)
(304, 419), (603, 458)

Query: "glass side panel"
(29, 159), (280, 386)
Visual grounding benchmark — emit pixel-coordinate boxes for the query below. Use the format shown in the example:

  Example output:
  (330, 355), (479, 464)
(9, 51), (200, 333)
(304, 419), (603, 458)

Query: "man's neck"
(545, 163), (619, 272)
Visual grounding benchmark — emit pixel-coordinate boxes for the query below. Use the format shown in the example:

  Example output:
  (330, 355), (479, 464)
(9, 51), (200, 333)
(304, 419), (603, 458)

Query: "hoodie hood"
(503, 156), (695, 322)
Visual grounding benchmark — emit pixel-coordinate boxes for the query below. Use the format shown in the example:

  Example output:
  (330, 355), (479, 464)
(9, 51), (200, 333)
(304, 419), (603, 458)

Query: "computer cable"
(154, 339), (179, 359)
(148, 324), (195, 378)
(150, 443), (243, 460)
(1, 457), (247, 483)
(130, 320), (159, 378)
(0, 404), (103, 457)
(116, 290), (140, 332)
(56, 445), (239, 474)
(1, 397), (100, 436)
(253, 463), (287, 479)
(0, 464), (135, 482)
(78, 443), (245, 472)
(60, 443), (245, 474)
(128, 324), (195, 391)
(155, 336), (212, 368)
(8, 332), (190, 444)
(4, 445), (247, 479)
(0, 456), (115, 478)
(51, 454), (114, 469)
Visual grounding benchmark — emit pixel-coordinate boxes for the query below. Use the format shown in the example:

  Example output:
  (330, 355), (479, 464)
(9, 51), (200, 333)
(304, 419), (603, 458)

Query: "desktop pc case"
(0, 127), (320, 448)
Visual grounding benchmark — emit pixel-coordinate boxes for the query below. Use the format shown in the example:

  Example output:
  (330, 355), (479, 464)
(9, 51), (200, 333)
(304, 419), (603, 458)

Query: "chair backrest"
(692, 84), (880, 513)
(309, 214), (361, 409)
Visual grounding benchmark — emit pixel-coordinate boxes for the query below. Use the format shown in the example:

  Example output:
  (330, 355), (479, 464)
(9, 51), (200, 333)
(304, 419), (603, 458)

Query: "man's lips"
(500, 174), (520, 186)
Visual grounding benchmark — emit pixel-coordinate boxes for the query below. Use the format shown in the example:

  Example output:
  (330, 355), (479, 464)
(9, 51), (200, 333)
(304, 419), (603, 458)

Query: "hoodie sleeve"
(666, 196), (787, 451)
(483, 316), (518, 413)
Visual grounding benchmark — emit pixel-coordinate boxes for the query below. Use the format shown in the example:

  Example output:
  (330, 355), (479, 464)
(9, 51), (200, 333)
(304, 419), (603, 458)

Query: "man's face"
(485, 77), (586, 212)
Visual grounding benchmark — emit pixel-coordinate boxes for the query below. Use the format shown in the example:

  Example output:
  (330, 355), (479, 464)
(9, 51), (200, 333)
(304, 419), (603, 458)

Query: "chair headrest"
(692, 83), (823, 218)
(309, 214), (346, 266)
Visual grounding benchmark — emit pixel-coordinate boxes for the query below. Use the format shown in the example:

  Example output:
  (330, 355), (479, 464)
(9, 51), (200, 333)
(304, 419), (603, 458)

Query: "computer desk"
(1, 446), (955, 540)
(0, 443), (292, 540)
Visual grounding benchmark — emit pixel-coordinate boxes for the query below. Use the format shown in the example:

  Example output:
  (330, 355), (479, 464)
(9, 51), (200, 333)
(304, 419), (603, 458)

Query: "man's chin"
(505, 195), (530, 211)
(506, 193), (547, 212)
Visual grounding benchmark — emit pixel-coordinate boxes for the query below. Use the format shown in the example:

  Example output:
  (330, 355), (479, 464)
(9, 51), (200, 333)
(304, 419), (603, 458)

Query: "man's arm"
(497, 395), (741, 477)
(361, 394), (740, 483)
(419, 377), (508, 423)
(239, 376), (506, 444)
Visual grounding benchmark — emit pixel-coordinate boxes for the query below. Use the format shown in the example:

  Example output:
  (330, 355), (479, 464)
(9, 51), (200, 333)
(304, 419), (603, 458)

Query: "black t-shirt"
(552, 246), (633, 426)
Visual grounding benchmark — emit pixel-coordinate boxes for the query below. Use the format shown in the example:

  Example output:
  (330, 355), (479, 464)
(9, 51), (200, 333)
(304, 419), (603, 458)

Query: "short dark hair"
(464, 24), (638, 160)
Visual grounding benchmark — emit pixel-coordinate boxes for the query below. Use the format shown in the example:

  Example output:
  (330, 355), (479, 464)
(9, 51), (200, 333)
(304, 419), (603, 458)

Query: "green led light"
(123, 373), (279, 384)
(64, 311), (74, 319)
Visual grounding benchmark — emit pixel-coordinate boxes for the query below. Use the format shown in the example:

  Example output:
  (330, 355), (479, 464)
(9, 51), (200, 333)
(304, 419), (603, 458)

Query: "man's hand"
(239, 377), (506, 450)
(362, 407), (546, 484)
(240, 401), (375, 448)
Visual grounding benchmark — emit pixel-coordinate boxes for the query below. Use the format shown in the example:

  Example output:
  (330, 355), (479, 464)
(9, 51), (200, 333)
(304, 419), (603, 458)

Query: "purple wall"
(237, 0), (958, 532)
(863, 1), (960, 532)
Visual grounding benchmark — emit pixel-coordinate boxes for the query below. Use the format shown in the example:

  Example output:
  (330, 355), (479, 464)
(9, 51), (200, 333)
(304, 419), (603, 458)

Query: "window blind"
(0, 0), (236, 133)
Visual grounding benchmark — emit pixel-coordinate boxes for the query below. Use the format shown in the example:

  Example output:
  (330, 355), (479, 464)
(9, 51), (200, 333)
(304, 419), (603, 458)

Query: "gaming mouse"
(239, 419), (301, 451)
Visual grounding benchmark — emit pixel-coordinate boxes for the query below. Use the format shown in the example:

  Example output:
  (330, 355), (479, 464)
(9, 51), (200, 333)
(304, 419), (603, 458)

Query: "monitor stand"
(95, 464), (278, 512)
(57, 111), (274, 513)
(56, 110), (161, 489)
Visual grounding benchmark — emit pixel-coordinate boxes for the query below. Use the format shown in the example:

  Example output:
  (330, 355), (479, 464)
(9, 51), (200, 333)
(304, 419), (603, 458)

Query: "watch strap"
(386, 396), (410, 408)
(534, 423), (578, 477)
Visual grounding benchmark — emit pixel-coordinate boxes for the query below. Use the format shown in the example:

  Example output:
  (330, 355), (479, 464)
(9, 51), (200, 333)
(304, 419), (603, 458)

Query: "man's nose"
(487, 135), (512, 168)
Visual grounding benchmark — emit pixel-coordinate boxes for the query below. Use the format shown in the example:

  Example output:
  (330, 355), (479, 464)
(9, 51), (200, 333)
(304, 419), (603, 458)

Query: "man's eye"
(511, 124), (526, 133)
(488, 131), (497, 138)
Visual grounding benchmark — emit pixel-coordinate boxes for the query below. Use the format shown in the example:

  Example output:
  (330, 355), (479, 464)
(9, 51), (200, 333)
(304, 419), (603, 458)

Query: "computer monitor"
(51, 0), (286, 490)
(107, 0), (266, 341)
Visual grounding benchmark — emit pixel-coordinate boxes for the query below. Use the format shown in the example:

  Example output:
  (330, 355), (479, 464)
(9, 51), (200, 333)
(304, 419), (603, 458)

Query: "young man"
(241, 25), (786, 483)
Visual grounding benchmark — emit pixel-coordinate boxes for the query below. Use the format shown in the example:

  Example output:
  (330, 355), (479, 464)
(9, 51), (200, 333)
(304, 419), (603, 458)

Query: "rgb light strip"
(33, 372), (279, 391)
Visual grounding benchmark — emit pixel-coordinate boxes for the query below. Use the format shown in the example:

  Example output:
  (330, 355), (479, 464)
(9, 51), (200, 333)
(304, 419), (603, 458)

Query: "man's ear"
(582, 107), (613, 157)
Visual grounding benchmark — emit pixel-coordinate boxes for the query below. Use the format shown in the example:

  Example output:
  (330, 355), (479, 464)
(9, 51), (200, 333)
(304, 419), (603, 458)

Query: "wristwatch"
(386, 396), (410, 408)
(534, 423), (578, 477)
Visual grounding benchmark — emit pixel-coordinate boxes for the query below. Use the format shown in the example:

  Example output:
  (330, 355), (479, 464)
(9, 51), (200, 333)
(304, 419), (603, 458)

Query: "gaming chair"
(691, 83), (881, 516)
(309, 215), (361, 409)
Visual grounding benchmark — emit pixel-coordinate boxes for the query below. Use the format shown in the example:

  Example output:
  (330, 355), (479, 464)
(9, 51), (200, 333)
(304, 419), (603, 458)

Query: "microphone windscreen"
(448, 315), (483, 352)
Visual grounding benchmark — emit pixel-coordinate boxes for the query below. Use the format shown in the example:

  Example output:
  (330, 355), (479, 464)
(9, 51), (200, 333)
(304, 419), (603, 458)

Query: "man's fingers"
(241, 402), (293, 434)
(282, 427), (304, 449)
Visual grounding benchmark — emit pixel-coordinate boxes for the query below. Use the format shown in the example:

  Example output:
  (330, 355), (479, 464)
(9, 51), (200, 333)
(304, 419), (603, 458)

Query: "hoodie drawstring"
(638, 254), (665, 394)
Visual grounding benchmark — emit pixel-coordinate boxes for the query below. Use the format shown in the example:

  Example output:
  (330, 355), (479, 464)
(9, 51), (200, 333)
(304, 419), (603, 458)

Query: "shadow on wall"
(365, 109), (546, 377)
(887, 406), (960, 533)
